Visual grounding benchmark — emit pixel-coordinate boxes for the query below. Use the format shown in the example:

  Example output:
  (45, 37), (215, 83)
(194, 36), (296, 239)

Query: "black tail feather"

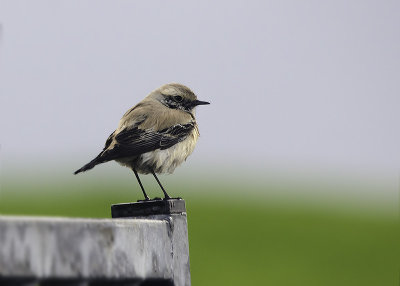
(74, 154), (103, 175)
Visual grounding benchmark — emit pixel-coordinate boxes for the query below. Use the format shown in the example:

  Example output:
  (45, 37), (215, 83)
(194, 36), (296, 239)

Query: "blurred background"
(0, 1), (399, 285)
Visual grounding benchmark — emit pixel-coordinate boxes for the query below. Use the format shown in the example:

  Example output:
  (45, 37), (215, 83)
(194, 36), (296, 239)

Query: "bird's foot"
(162, 196), (183, 200)
(137, 198), (150, 202)
(136, 197), (182, 202)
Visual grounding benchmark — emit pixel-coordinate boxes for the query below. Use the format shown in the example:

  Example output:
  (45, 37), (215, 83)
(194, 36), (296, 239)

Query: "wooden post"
(0, 199), (190, 286)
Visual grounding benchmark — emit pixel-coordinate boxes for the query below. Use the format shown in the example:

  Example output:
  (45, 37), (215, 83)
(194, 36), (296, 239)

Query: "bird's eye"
(174, 95), (183, 102)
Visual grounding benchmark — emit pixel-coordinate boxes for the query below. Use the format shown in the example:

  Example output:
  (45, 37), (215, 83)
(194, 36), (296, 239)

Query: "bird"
(74, 83), (209, 200)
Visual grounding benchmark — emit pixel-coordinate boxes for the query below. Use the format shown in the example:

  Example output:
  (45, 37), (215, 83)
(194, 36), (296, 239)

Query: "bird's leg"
(152, 171), (171, 199)
(132, 169), (150, 200)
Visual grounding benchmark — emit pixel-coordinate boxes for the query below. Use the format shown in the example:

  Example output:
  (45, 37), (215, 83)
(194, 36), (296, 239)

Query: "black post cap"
(111, 198), (186, 218)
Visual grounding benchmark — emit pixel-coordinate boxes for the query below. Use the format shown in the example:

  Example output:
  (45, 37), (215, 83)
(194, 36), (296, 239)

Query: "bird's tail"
(74, 153), (104, 175)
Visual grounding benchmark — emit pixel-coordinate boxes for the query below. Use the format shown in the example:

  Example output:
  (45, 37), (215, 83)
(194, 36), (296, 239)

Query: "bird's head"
(149, 83), (210, 113)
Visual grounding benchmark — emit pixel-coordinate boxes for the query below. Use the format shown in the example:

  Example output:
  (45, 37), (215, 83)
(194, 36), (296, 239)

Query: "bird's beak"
(193, 100), (210, 106)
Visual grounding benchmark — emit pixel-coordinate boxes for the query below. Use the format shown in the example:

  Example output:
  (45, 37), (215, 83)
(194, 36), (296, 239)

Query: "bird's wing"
(104, 131), (115, 149)
(100, 122), (195, 161)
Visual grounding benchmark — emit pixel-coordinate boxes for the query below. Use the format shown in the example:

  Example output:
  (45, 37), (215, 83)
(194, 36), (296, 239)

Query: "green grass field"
(0, 177), (398, 286)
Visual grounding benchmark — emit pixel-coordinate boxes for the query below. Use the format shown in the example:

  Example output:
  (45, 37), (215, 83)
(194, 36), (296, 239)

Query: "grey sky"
(0, 0), (399, 178)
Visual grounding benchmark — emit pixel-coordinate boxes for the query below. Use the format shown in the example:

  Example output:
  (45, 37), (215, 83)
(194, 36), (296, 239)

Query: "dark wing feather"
(104, 122), (195, 160)
(159, 124), (195, 148)
(104, 131), (115, 149)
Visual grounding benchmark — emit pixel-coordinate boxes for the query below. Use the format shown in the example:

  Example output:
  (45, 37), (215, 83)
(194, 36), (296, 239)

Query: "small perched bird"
(74, 83), (209, 200)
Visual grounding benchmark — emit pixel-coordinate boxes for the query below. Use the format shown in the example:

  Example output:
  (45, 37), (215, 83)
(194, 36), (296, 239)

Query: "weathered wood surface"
(0, 206), (190, 286)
